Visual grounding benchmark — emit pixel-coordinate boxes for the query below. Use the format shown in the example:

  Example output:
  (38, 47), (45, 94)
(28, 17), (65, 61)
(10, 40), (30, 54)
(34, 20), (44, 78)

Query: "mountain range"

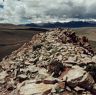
(25, 21), (96, 28)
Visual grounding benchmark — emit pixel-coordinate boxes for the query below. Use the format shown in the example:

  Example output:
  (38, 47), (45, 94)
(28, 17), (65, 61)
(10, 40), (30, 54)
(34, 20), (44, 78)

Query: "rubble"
(63, 66), (95, 90)
(0, 28), (96, 95)
(17, 80), (56, 95)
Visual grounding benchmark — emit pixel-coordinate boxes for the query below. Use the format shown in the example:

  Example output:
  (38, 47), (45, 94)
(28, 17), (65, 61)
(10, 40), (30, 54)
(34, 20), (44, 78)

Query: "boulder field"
(0, 28), (96, 95)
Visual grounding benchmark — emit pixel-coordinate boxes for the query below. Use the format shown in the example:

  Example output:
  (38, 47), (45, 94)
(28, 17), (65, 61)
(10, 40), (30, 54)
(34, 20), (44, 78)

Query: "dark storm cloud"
(0, 0), (96, 24)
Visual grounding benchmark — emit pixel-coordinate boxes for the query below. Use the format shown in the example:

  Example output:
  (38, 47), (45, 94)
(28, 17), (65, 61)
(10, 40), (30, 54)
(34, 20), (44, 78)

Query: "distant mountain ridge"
(1, 21), (96, 28)
(25, 21), (96, 28)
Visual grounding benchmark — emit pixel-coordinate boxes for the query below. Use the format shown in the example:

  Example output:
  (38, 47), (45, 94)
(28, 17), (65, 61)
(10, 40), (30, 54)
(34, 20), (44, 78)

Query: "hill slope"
(0, 24), (47, 61)
(0, 28), (96, 95)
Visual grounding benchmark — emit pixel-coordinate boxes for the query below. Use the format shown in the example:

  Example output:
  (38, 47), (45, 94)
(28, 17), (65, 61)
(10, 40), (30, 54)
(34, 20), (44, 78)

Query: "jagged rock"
(0, 28), (96, 95)
(74, 86), (85, 92)
(92, 56), (96, 63)
(48, 60), (64, 78)
(92, 84), (96, 93)
(24, 61), (31, 65)
(27, 65), (39, 73)
(7, 84), (15, 92)
(17, 74), (28, 82)
(0, 65), (3, 72)
(38, 68), (49, 77)
(0, 71), (8, 84)
(63, 66), (95, 90)
(65, 56), (77, 63)
(17, 80), (55, 95)
(9, 89), (19, 95)
(57, 55), (63, 61)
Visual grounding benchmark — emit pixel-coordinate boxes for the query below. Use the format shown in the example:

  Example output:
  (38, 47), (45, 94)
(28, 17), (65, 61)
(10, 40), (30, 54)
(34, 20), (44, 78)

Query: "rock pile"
(0, 28), (96, 95)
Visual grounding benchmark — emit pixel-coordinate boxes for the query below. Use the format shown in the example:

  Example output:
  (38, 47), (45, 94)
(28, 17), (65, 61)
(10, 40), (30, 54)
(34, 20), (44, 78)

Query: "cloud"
(0, 0), (96, 24)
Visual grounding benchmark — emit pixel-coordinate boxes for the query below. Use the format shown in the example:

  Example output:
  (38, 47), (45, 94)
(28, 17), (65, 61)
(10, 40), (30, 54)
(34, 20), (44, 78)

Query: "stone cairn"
(0, 28), (96, 95)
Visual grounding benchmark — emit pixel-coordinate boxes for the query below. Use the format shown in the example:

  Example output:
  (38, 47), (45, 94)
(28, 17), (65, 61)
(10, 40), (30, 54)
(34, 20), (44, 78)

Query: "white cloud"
(0, 0), (96, 24)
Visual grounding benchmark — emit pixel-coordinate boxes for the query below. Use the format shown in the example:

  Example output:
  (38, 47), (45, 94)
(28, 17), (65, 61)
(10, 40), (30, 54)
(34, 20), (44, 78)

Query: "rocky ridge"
(0, 28), (96, 95)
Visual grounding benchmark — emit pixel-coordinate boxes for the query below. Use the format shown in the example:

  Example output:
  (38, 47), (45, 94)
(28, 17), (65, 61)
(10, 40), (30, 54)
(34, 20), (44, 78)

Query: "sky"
(0, 0), (96, 24)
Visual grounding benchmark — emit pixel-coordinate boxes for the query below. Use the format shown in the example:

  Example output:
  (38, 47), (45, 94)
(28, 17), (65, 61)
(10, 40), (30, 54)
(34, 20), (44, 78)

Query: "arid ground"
(74, 27), (96, 53)
(0, 24), (47, 61)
